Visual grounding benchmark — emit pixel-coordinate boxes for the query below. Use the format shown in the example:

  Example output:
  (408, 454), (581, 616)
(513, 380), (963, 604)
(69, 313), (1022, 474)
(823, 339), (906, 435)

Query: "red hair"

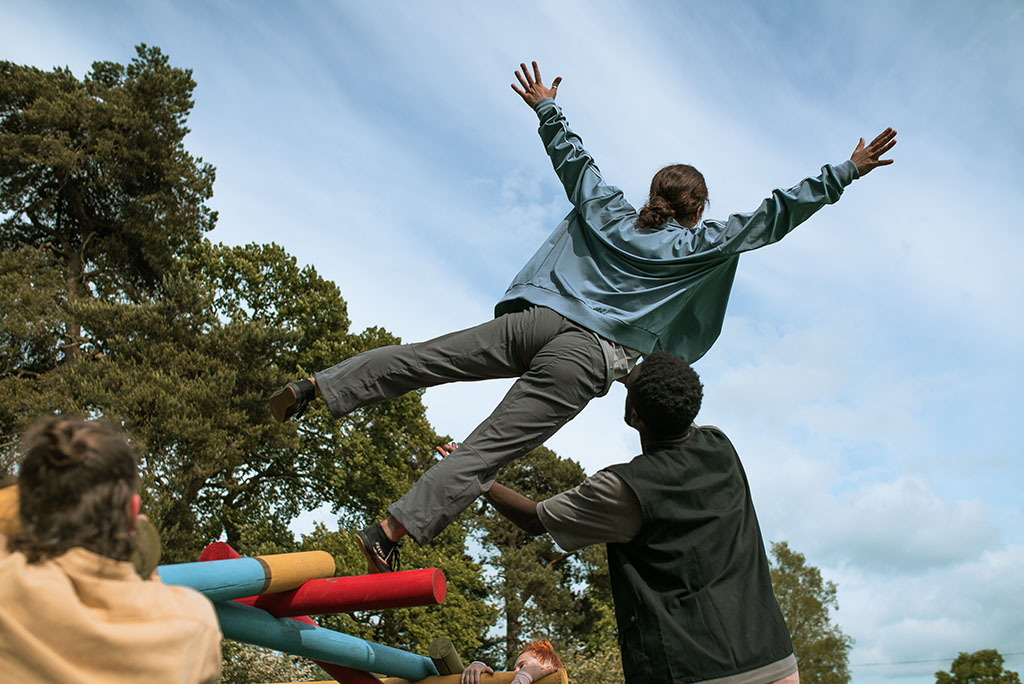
(520, 640), (562, 670)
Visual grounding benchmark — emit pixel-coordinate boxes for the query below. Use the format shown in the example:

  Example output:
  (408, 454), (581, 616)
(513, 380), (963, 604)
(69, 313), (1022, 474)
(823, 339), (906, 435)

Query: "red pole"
(199, 542), (384, 684)
(236, 569), (446, 616)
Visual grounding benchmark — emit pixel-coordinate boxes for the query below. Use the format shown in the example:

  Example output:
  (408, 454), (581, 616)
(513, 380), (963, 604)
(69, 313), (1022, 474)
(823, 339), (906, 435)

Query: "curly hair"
(626, 352), (703, 437)
(8, 415), (139, 563)
(518, 639), (562, 670)
(635, 164), (709, 230)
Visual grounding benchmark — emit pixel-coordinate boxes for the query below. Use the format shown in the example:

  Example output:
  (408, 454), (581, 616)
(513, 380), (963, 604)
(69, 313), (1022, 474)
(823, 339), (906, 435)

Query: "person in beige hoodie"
(0, 415), (222, 684)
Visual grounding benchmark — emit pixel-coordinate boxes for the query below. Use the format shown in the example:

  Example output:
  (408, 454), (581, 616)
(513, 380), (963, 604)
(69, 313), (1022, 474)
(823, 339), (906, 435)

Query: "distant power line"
(854, 650), (1024, 668)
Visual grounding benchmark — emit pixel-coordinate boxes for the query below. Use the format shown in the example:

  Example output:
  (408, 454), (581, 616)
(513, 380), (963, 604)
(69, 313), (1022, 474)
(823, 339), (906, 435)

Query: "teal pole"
(157, 557), (268, 602)
(215, 602), (439, 680)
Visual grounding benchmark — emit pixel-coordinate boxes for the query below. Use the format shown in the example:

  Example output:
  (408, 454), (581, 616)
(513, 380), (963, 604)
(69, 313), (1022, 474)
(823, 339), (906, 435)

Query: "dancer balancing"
(270, 60), (896, 572)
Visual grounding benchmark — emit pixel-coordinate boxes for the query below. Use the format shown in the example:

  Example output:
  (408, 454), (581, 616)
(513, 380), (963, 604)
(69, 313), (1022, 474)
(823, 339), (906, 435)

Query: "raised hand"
(511, 60), (562, 107)
(851, 127), (897, 176)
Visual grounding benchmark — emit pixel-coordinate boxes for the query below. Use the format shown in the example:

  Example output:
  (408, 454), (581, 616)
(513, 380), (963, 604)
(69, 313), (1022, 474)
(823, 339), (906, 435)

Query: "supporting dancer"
(271, 60), (896, 572)
(485, 353), (799, 684)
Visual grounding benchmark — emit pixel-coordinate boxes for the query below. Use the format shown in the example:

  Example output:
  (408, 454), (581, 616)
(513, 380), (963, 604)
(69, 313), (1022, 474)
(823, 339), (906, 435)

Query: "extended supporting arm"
(485, 483), (547, 537)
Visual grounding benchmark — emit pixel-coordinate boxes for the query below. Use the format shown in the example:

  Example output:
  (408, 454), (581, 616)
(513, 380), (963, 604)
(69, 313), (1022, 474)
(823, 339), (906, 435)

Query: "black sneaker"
(355, 524), (401, 573)
(270, 379), (315, 423)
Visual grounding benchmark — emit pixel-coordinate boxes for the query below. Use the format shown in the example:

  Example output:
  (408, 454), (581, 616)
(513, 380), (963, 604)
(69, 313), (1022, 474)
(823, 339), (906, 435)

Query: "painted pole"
(199, 541), (243, 561)
(199, 542), (383, 684)
(291, 615), (385, 684)
(237, 568), (446, 616)
(380, 671), (568, 684)
(158, 550), (335, 601)
(215, 601), (440, 681)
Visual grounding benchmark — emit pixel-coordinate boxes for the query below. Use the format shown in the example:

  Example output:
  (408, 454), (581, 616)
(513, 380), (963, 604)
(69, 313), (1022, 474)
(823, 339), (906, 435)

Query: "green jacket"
(496, 97), (859, 361)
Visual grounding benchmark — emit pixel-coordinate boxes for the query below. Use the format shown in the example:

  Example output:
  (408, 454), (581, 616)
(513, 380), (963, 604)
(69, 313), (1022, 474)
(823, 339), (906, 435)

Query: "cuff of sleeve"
(836, 158), (860, 184)
(511, 671), (535, 684)
(533, 97), (558, 117)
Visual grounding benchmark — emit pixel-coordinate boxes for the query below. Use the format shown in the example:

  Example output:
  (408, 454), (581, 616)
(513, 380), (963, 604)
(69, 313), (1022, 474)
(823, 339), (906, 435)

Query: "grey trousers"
(315, 306), (607, 545)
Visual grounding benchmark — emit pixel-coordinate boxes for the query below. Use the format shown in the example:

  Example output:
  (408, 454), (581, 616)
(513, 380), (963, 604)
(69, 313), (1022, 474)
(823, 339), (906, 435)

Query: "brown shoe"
(269, 379), (315, 423)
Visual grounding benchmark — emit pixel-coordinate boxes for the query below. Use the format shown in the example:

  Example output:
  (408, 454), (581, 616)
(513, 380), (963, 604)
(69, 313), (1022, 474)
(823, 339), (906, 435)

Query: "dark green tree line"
(0, 45), (493, 667)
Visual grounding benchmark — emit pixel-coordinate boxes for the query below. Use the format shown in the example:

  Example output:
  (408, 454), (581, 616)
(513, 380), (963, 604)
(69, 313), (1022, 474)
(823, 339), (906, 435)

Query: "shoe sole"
(269, 385), (298, 423)
(354, 531), (384, 574)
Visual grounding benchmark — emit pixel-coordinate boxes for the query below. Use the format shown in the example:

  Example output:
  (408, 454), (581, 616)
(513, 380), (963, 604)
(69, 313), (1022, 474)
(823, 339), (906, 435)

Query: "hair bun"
(44, 421), (84, 468)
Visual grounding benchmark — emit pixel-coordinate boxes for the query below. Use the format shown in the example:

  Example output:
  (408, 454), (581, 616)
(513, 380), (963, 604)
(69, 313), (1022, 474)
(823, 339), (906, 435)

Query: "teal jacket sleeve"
(692, 160), (860, 255)
(533, 98), (634, 228)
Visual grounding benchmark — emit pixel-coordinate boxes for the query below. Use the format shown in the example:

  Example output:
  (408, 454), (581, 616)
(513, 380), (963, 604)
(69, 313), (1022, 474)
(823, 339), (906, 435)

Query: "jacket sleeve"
(691, 160), (860, 255)
(533, 98), (634, 228)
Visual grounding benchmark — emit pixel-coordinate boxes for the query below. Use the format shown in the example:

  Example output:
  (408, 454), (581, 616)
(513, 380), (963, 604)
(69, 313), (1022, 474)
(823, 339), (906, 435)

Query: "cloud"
(836, 544), (1024, 684)
(828, 477), (998, 571)
(5, 4), (1023, 684)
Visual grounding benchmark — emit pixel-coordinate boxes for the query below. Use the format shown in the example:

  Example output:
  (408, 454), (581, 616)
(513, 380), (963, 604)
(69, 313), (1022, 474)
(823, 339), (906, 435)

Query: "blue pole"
(157, 557), (269, 602)
(215, 602), (440, 681)
(368, 640), (442, 680)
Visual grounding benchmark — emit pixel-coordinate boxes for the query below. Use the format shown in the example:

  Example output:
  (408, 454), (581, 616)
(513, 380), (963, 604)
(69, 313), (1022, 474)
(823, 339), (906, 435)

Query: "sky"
(2, 1), (1022, 682)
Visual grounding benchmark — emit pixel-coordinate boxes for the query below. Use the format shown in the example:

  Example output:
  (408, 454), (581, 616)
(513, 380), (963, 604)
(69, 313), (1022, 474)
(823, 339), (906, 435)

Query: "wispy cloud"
(4, 2), (1022, 683)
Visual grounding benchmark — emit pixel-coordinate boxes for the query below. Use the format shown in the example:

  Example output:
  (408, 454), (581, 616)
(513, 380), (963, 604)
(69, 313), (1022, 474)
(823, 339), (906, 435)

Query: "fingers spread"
(869, 127), (897, 147)
(515, 68), (530, 90)
(875, 138), (897, 156)
(520, 62), (534, 86)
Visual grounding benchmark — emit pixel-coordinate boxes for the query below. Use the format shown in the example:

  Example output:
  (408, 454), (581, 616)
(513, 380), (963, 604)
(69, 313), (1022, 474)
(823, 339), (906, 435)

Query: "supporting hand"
(851, 127), (897, 176)
(516, 664), (557, 683)
(511, 60), (562, 107)
(462, 661), (494, 684)
(435, 441), (458, 459)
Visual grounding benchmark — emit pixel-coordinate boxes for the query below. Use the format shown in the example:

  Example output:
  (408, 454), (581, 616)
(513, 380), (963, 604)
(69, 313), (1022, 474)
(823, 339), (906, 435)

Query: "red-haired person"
(462, 640), (563, 684)
(0, 416), (222, 684)
(270, 60), (896, 575)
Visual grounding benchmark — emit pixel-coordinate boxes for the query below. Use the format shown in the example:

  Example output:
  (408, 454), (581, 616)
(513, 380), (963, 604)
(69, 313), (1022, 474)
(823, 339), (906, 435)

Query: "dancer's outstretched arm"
(485, 482), (546, 536)
(690, 127), (897, 255)
(512, 60), (631, 227)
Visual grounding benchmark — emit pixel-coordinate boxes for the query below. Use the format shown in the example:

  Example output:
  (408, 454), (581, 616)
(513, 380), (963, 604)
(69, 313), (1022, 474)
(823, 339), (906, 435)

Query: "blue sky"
(3, 1), (1022, 682)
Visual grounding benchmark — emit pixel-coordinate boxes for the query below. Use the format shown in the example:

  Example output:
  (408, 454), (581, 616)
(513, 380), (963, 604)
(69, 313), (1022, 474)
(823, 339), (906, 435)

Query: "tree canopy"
(770, 541), (854, 684)
(936, 650), (1022, 684)
(0, 45), (493, 666)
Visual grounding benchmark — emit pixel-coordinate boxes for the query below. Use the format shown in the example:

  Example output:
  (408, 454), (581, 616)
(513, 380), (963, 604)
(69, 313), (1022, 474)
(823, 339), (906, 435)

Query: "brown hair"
(519, 640), (562, 670)
(635, 164), (709, 230)
(8, 416), (140, 563)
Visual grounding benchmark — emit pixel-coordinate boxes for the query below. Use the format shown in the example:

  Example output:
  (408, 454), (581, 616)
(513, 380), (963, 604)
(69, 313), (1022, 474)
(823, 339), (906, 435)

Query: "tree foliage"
(0, 44), (216, 355)
(770, 541), (854, 684)
(0, 45), (494, 669)
(936, 650), (1022, 684)
(470, 446), (616, 669)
